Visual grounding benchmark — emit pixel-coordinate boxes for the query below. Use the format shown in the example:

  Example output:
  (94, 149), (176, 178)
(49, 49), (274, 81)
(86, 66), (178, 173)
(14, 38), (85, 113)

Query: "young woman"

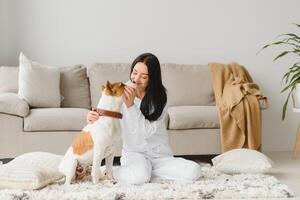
(86, 53), (201, 184)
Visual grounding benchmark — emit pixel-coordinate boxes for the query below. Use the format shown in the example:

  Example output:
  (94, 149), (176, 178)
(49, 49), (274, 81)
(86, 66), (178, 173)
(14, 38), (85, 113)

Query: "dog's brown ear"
(106, 81), (112, 89)
(101, 85), (105, 91)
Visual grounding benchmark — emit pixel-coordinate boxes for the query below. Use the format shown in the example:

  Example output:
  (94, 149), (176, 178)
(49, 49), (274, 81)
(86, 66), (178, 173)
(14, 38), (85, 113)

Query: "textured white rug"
(0, 163), (294, 200)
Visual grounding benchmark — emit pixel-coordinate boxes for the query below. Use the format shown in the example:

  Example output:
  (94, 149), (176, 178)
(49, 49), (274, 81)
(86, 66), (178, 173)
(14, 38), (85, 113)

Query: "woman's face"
(130, 62), (149, 91)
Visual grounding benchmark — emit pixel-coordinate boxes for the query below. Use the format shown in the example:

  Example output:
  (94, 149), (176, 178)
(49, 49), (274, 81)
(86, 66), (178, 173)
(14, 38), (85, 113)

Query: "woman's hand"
(124, 86), (136, 108)
(87, 110), (99, 124)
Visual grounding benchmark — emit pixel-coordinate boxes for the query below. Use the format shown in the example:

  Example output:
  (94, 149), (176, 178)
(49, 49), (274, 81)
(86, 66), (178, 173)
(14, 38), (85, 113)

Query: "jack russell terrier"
(59, 80), (135, 184)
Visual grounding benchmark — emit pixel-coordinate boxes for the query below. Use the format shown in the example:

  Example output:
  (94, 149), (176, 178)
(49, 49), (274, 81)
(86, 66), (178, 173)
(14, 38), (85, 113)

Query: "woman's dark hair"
(130, 53), (167, 121)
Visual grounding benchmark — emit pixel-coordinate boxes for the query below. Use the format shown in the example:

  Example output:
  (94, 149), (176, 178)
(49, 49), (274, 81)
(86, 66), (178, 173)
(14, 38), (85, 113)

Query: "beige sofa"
(0, 63), (221, 159)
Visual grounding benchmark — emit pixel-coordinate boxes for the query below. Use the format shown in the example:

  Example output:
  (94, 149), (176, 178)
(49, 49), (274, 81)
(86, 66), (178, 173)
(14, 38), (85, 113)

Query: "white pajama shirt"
(113, 98), (202, 184)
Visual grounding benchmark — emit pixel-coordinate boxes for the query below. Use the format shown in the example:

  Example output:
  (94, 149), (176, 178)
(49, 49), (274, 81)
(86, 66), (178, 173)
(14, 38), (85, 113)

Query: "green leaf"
(285, 38), (300, 45)
(273, 51), (292, 61)
(280, 83), (293, 93)
(259, 41), (288, 53)
(261, 44), (270, 50)
(282, 84), (297, 120)
(291, 62), (300, 67)
(282, 74), (289, 84)
(260, 22), (300, 120)
(290, 71), (300, 83)
(280, 39), (300, 47)
(282, 68), (297, 83)
(282, 92), (290, 120)
(292, 23), (300, 28)
(279, 33), (300, 39)
(271, 41), (285, 45)
(280, 63), (300, 84)
(286, 65), (300, 75)
(280, 79), (298, 93)
(282, 72), (291, 84)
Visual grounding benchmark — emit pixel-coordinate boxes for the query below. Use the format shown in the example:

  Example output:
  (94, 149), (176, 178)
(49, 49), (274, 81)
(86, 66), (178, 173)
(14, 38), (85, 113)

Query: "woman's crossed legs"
(113, 152), (201, 185)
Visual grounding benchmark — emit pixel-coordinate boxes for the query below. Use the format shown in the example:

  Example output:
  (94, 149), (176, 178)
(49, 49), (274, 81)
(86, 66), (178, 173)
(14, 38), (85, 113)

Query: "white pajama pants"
(113, 151), (202, 185)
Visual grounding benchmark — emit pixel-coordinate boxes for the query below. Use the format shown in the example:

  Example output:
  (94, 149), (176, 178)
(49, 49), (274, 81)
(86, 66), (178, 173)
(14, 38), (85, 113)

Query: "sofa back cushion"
(88, 63), (131, 108)
(18, 53), (61, 108)
(1, 63), (216, 108)
(0, 66), (19, 93)
(0, 65), (91, 109)
(60, 65), (91, 109)
(161, 63), (215, 106)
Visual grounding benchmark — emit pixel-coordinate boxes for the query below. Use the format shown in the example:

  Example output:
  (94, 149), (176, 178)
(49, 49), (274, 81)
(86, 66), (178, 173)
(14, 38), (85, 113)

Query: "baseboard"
(113, 154), (218, 165)
(0, 158), (13, 164)
(176, 154), (218, 164)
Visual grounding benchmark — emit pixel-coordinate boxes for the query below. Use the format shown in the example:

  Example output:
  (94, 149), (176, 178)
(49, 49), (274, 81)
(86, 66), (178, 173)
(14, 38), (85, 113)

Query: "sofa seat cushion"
(167, 106), (220, 130)
(24, 108), (89, 131)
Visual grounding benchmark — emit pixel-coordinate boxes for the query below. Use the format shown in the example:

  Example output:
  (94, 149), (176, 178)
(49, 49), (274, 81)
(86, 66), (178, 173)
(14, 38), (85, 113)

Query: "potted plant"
(260, 23), (300, 120)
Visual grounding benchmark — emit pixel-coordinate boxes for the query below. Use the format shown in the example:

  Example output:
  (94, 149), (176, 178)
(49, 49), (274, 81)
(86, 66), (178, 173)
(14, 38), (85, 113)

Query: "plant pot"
(294, 83), (300, 108)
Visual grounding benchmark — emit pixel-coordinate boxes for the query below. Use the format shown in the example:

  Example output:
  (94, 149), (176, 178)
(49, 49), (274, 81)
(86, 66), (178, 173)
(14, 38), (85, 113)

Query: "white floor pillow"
(212, 148), (274, 174)
(0, 152), (63, 190)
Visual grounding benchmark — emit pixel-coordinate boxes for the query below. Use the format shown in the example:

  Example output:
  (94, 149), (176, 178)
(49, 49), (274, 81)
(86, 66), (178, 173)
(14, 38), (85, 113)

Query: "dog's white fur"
(59, 86), (124, 184)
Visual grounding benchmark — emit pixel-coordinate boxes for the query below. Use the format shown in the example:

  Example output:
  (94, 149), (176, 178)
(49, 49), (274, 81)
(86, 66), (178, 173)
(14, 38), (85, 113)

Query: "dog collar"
(92, 108), (123, 119)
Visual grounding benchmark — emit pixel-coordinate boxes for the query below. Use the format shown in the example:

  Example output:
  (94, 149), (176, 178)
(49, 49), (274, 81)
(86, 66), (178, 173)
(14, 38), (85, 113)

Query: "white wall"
(1, 0), (299, 151)
(0, 0), (18, 64)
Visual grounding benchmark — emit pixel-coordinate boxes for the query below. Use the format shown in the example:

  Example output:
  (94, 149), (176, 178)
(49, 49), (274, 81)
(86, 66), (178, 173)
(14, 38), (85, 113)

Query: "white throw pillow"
(0, 152), (63, 190)
(212, 148), (274, 174)
(18, 53), (61, 108)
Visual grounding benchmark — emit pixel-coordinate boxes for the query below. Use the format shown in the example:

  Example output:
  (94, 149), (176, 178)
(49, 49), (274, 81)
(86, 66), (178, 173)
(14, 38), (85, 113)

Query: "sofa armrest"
(0, 93), (30, 117)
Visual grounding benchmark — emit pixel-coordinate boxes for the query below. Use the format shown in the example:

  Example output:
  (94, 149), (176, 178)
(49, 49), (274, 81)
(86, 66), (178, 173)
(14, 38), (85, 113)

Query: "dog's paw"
(92, 177), (100, 184)
(106, 172), (114, 180)
(91, 171), (100, 184)
(100, 171), (114, 181)
(64, 177), (72, 185)
(100, 170), (106, 178)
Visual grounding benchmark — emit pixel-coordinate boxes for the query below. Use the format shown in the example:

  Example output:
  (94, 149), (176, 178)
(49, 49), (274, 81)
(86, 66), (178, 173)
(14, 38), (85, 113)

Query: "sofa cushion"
(212, 148), (273, 174)
(88, 63), (131, 107)
(167, 106), (220, 130)
(0, 152), (63, 190)
(0, 64), (91, 109)
(161, 63), (215, 106)
(24, 108), (89, 131)
(18, 53), (61, 108)
(0, 66), (19, 93)
(60, 65), (91, 109)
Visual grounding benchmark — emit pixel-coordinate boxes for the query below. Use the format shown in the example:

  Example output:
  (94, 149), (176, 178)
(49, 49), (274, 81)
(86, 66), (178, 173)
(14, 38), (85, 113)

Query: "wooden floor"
(264, 151), (300, 199)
